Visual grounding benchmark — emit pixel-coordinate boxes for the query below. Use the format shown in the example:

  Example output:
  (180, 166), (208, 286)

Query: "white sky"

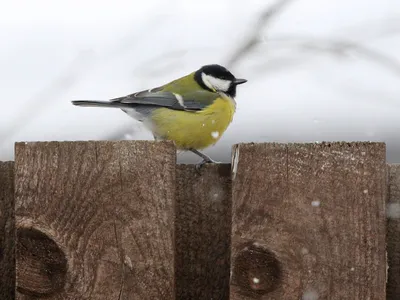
(1, 0), (399, 163)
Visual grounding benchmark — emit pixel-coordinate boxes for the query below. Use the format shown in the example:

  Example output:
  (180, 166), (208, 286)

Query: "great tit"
(72, 64), (247, 168)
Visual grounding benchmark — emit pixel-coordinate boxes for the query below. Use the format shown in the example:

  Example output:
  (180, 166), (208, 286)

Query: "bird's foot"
(195, 158), (220, 173)
(188, 148), (219, 173)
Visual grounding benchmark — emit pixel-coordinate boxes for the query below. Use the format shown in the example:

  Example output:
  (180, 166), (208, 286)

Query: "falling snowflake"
(211, 131), (219, 139)
(311, 200), (320, 207)
(387, 203), (400, 219)
(303, 289), (319, 300)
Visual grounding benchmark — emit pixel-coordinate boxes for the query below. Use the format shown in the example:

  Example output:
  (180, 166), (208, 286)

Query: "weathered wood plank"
(14, 141), (176, 300)
(230, 142), (387, 300)
(387, 164), (400, 300)
(0, 162), (15, 300)
(175, 164), (231, 300)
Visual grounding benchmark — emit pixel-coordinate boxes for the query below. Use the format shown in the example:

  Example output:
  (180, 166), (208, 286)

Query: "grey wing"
(111, 88), (210, 112)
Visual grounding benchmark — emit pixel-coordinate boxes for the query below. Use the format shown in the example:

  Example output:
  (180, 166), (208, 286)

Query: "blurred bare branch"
(263, 35), (400, 76)
(251, 54), (310, 75)
(244, 15), (400, 76)
(225, 0), (295, 68)
(337, 16), (400, 41)
(333, 85), (400, 108)
(0, 50), (95, 145)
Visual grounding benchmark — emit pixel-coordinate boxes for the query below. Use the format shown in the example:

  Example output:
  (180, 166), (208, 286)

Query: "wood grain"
(175, 164), (231, 300)
(0, 162), (15, 300)
(230, 142), (387, 300)
(14, 141), (176, 300)
(387, 164), (400, 300)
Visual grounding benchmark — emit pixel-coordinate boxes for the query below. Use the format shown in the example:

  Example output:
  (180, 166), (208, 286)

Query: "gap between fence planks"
(176, 164), (232, 300)
(0, 162), (15, 300)
(230, 142), (387, 300)
(387, 164), (400, 300)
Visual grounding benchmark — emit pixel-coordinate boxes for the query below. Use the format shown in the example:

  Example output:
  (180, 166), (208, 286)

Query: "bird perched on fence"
(71, 64), (247, 169)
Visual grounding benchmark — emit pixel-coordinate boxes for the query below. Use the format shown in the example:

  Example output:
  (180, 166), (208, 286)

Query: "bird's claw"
(195, 158), (220, 173)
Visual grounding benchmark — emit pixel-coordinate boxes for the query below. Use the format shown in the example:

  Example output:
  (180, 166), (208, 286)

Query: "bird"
(71, 64), (247, 169)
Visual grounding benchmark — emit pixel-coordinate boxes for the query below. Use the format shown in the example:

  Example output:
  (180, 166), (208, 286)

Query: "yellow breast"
(149, 95), (236, 150)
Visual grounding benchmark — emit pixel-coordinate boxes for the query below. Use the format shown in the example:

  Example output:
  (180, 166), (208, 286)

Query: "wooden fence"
(0, 141), (399, 299)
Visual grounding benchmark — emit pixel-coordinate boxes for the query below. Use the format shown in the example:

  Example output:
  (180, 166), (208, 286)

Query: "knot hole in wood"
(16, 227), (67, 297)
(231, 242), (282, 297)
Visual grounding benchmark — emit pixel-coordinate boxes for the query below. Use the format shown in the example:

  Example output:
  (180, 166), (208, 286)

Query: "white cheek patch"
(201, 73), (231, 92)
(201, 73), (214, 91)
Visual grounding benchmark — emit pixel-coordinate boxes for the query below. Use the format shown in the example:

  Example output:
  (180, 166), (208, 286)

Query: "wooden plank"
(230, 142), (387, 300)
(0, 162), (15, 300)
(175, 164), (231, 300)
(14, 141), (176, 300)
(387, 164), (400, 300)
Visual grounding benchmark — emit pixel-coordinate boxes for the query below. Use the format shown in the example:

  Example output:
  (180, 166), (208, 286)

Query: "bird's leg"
(189, 148), (219, 171)
(189, 148), (216, 163)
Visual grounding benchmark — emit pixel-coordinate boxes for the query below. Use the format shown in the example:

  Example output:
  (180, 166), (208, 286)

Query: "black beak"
(234, 78), (247, 85)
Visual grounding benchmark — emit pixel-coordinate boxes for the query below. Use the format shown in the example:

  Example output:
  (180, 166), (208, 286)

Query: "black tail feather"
(71, 100), (130, 108)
